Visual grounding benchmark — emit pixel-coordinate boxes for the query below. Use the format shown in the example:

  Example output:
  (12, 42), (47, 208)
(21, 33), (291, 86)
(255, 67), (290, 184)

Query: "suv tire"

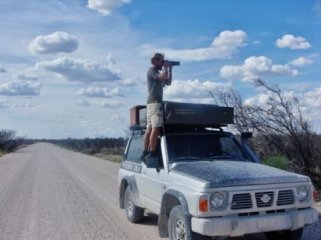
(168, 206), (208, 240)
(124, 187), (144, 223)
(265, 228), (303, 240)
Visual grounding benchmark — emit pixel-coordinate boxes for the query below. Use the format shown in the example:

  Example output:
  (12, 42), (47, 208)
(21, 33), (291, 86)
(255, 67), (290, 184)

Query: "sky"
(0, 0), (320, 139)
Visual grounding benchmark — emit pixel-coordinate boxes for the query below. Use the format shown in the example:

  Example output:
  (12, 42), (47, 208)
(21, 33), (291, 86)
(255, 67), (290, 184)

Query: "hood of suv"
(171, 160), (309, 187)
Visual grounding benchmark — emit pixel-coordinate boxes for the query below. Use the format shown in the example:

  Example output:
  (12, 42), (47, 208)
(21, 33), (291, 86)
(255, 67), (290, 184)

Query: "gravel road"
(0, 143), (320, 240)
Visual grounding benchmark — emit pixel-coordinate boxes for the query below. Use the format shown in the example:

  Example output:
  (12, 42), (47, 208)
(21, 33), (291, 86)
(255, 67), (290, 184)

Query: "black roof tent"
(129, 101), (234, 131)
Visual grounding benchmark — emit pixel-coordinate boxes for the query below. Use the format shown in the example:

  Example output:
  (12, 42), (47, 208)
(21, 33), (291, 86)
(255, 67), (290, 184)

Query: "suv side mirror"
(145, 157), (161, 169)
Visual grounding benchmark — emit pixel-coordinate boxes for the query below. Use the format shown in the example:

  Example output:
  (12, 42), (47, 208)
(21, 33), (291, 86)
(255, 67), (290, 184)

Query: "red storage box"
(130, 105), (146, 127)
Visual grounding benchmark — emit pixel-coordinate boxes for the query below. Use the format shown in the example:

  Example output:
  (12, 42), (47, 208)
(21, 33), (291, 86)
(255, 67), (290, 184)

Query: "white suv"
(119, 102), (318, 240)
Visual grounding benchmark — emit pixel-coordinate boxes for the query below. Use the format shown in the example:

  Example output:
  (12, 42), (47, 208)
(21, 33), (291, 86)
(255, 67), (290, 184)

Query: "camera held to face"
(163, 59), (180, 86)
(164, 60), (180, 66)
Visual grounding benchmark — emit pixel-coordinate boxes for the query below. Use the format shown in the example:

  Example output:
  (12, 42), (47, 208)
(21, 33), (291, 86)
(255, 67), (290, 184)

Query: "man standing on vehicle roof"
(141, 53), (172, 160)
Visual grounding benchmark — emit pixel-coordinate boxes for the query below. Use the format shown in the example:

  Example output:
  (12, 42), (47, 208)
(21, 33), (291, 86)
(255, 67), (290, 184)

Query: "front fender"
(158, 189), (189, 238)
(119, 176), (138, 209)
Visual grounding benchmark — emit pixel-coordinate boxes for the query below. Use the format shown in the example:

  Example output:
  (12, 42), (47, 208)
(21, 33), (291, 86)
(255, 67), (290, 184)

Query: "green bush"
(262, 155), (289, 170)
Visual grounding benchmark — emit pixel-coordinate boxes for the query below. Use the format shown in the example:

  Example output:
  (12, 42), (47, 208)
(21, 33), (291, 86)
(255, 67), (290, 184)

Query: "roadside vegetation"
(261, 155), (289, 171)
(47, 138), (127, 163)
(0, 131), (127, 163)
(210, 78), (321, 189)
(0, 130), (25, 155)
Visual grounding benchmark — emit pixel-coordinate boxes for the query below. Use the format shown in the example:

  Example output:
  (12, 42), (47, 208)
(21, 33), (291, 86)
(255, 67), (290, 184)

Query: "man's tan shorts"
(147, 103), (163, 128)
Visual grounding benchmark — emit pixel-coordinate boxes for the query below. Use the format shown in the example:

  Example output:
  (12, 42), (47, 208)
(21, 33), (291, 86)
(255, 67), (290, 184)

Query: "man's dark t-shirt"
(147, 67), (163, 104)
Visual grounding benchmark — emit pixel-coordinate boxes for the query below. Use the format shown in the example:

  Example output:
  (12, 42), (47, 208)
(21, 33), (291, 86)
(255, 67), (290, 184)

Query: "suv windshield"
(166, 133), (248, 163)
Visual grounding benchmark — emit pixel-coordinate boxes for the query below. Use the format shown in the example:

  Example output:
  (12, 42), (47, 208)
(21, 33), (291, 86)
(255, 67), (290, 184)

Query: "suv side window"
(125, 135), (143, 163)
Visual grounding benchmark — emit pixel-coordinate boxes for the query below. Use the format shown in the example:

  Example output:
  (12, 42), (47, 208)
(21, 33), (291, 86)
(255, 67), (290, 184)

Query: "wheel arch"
(158, 189), (189, 238)
(119, 177), (131, 209)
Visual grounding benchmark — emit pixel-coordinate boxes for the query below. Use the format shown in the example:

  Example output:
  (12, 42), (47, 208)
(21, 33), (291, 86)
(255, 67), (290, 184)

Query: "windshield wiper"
(171, 156), (246, 162)
(208, 155), (245, 161)
(171, 156), (209, 162)
(208, 155), (231, 159)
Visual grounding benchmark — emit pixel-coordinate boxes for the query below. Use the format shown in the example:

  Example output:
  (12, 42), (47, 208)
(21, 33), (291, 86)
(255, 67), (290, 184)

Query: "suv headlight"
(210, 192), (226, 209)
(297, 186), (309, 201)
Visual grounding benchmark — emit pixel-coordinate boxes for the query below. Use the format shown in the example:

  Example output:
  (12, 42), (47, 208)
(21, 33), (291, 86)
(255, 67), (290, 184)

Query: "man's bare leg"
(141, 128), (151, 160)
(143, 128), (151, 151)
(149, 127), (160, 156)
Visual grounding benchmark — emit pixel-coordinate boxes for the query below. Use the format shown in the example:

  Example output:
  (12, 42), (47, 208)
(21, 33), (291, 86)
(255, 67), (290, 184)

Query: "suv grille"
(255, 192), (274, 207)
(231, 189), (295, 210)
(231, 193), (252, 210)
(277, 190), (295, 206)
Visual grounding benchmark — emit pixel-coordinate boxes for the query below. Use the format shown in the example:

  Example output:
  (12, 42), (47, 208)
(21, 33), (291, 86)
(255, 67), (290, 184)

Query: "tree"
(0, 130), (24, 153)
(209, 79), (321, 188)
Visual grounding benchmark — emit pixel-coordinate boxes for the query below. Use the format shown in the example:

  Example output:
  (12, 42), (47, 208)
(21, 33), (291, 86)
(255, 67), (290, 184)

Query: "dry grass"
(94, 152), (123, 163)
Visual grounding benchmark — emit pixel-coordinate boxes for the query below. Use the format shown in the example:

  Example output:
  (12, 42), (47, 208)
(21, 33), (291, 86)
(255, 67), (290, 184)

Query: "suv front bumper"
(192, 208), (318, 237)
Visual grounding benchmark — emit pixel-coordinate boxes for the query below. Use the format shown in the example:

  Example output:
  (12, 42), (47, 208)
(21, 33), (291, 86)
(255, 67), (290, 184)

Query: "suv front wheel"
(168, 206), (208, 240)
(124, 187), (144, 223)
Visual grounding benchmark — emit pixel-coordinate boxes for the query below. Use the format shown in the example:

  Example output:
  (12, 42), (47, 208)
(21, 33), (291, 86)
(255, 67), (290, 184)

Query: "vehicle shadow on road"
(137, 213), (266, 239)
(140, 212), (158, 226)
(137, 213), (321, 240)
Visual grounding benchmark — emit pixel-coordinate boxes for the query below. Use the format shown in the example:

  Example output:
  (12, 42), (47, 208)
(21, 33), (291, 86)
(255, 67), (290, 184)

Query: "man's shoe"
(146, 151), (157, 159)
(145, 151), (159, 168)
(140, 150), (149, 160)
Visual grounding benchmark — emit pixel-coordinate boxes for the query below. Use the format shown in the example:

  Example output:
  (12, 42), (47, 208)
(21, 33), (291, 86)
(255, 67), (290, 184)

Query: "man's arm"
(167, 67), (172, 85)
(158, 66), (172, 85)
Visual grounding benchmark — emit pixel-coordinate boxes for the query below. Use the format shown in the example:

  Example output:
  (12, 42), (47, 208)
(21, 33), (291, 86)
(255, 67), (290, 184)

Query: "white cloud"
(36, 57), (121, 83)
(276, 34), (311, 50)
(220, 56), (298, 82)
(11, 102), (36, 108)
(289, 57), (313, 67)
(76, 86), (124, 97)
(244, 94), (270, 106)
(212, 30), (247, 48)
(99, 99), (123, 108)
(120, 78), (138, 86)
(303, 87), (321, 108)
(244, 91), (297, 107)
(142, 30), (247, 61)
(302, 87), (321, 133)
(29, 32), (79, 54)
(0, 81), (41, 96)
(87, 0), (132, 15)
(0, 65), (7, 73)
(0, 99), (10, 108)
(164, 79), (229, 99)
(76, 99), (91, 106)
(12, 68), (39, 81)
(244, 87), (321, 133)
